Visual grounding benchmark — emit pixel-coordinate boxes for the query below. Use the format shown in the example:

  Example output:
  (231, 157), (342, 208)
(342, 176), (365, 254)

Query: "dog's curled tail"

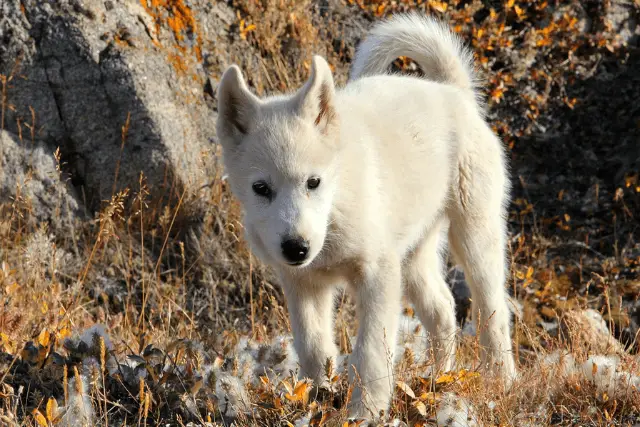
(350, 13), (480, 102)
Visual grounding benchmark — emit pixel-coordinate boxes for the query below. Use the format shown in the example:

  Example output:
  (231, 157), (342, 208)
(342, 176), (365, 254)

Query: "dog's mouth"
(284, 255), (318, 268)
(287, 259), (312, 268)
(286, 260), (308, 267)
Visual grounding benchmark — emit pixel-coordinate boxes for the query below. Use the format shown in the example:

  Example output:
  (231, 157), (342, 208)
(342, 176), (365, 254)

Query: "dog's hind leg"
(404, 217), (457, 374)
(447, 143), (516, 384)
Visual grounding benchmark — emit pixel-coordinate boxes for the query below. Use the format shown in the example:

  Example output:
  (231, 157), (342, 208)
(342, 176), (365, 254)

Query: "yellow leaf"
(38, 330), (51, 348)
(40, 301), (49, 314)
(396, 380), (416, 399)
(435, 373), (455, 385)
(419, 391), (438, 404)
(56, 327), (71, 342)
(0, 333), (16, 354)
(46, 397), (59, 422)
(32, 409), (47, 427)
(525, 266), (534, 279)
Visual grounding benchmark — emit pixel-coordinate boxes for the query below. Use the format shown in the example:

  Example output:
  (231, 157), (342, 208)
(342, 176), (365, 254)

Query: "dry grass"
(1, 0), (639, 426)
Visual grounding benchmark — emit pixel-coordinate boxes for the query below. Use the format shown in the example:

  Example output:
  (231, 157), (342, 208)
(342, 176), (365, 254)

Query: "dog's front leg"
(279, 272), (338, 387)
(347, 255), (402, 420)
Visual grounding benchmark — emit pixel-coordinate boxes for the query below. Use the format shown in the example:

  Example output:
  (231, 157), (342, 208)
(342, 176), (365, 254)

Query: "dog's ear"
(216, 65), (261, 147)
(295, 56), (336, 132)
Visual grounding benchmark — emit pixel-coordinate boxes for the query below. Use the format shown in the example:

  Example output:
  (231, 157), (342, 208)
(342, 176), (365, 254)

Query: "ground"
(0, 0), (639, 426)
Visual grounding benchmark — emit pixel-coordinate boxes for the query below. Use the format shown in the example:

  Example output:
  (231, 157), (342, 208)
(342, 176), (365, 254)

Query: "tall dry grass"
(0, 0), (638, 425)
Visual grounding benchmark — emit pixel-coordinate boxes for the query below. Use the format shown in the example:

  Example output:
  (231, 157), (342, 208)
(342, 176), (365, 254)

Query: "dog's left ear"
(295, 56), (336, 132)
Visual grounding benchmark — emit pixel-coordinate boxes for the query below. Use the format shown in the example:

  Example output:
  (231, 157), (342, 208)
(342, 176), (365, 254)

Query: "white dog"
(216, 12), (516, 419)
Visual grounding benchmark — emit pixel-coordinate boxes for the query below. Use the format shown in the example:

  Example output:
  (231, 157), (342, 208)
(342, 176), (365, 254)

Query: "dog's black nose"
(281, 237), (309, 264)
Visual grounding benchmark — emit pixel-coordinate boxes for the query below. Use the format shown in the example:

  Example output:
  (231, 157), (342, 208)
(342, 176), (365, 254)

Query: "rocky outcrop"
(1, 0), (227, 226)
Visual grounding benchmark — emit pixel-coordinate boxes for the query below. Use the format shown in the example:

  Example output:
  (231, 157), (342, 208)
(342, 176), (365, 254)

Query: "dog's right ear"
(216, 65), (260, 147)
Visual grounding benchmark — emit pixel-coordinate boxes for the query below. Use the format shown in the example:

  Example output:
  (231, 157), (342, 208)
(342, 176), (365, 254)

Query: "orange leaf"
(285, 380), (310, 403)
(429, 1), (448, 13)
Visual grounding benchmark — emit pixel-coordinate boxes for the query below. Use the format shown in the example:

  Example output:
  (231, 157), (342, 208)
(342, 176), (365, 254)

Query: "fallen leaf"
(396, 380), (416, 399)
(32, 409), (47, 427)
(435, 373), (456, 385)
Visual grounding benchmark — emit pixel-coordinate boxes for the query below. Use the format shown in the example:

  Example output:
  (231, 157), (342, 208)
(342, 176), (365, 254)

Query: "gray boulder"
(0, 0), (221, 224)
(0, 130), (80, 231)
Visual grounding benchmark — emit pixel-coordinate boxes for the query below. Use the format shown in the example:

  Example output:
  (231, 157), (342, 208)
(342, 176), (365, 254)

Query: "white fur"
(216, 12), (516, 419)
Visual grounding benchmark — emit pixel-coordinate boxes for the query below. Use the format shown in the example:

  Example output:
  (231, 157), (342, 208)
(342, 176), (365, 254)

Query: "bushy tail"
(350, 13), (480, 101)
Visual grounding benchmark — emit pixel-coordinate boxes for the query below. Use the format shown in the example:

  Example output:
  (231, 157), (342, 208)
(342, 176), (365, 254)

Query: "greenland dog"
(216, 12), (516, 419)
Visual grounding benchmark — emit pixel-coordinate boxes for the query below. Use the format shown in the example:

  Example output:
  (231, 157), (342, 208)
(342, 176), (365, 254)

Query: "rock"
(447, 266), (472, 327)
(606, 0), (640, 46)
(0, 130), (81, 231)
(0, 1), (35, 64)
(559, 309), (625, 355)
(446, 266), (523, 329)
(1, 0), (221, 221)
(612, 300), (640, 354)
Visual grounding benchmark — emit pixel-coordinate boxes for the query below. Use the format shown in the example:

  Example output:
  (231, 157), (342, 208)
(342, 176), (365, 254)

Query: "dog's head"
(215, 56), (341, 268)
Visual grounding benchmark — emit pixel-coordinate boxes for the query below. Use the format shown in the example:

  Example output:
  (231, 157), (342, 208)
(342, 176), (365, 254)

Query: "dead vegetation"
(0, 0), (639, 426)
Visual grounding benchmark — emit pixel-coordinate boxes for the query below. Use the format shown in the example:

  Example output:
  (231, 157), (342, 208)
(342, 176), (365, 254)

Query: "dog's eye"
(252, 181), (272, 198)
(307, 177), (321, 190)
